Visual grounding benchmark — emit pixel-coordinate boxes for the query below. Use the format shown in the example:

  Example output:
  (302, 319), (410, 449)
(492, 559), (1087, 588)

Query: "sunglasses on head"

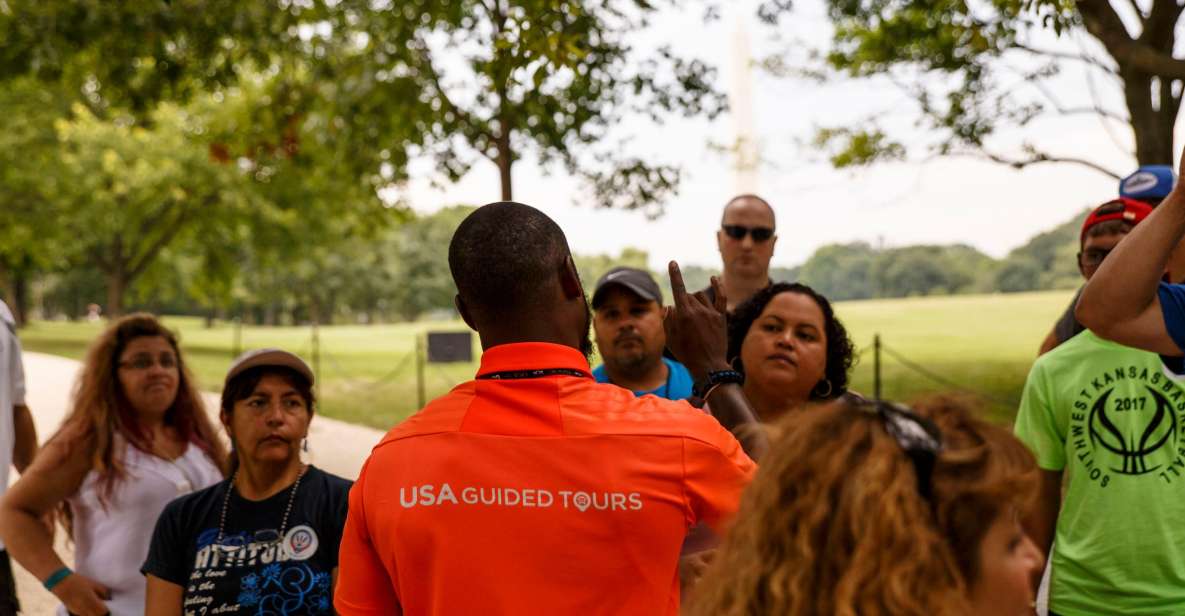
(865, 401), (943, 501)
(722, 224), (775, 242)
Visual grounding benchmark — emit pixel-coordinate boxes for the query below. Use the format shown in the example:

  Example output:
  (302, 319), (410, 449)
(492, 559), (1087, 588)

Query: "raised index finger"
(668, 260), (690, 306)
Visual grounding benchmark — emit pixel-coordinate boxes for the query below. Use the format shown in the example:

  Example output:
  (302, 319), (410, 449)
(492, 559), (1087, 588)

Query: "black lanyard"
(477, 368), (589, 380)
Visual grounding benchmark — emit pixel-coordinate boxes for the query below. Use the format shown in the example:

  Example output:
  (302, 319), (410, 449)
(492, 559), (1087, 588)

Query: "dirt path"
(16, 351), (386, 614)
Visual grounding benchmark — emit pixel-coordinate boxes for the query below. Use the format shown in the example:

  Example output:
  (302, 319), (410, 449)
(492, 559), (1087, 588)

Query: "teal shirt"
(592, 357), (694, 400)
(1015, 330), (1185, 615)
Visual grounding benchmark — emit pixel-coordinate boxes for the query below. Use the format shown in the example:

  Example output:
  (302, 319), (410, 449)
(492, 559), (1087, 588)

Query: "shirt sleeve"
(1013, 359), (1066, 471)
(8, 334), (24, 407)
(1159, 283), (1185, 353)
(682, 423), (756, 533)
(334, 460), (401, 616)
(141, 498), (188, 585)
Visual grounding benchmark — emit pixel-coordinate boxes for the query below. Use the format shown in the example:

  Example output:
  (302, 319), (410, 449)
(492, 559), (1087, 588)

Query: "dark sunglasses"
(722, 224), (774, 242)
(868, 401), (943, 500)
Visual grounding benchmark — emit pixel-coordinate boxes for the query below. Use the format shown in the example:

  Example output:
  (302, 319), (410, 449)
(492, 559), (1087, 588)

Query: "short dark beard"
(606, 351), (657, 382)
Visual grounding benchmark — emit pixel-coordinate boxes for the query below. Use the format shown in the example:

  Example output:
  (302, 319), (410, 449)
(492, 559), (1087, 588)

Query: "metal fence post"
(416, 334), (426, 409)
(874, 334), (882, 401)
(312, 321), (322, 399)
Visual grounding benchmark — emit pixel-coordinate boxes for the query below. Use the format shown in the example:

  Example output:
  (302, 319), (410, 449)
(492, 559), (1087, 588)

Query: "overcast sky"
(396, 0), (1171, 270)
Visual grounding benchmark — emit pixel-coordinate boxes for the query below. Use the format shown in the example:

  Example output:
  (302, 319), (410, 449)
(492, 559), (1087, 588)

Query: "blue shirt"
(592, 357), (695, 400)
(1161, 283), (1185, 348)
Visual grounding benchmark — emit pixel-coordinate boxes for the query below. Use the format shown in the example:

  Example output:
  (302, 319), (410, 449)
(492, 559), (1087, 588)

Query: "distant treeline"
(29, 207), (1088, 325)
(789, 209), (1087, 301)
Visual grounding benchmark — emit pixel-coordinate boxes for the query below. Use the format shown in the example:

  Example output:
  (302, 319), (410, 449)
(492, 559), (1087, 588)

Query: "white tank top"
(61, 439), (222, 616)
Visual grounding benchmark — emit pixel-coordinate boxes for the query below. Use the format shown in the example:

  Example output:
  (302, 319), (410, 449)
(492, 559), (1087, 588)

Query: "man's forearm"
(1079, 190), (1185, 327)
(704, 385), (768, 460)
(12, 405), (37, 473)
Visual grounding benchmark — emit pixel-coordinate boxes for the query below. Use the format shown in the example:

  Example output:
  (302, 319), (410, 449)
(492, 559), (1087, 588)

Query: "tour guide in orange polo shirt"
(335, 202), (765, 615)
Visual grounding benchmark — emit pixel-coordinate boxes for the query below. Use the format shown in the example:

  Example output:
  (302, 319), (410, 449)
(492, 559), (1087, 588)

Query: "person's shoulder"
(591, 364), (610, 383)
(571, 388), (726, 440)
(305, 465), (353, 493)
(373, 381), (478, 449)
(163, 478), (228, 520)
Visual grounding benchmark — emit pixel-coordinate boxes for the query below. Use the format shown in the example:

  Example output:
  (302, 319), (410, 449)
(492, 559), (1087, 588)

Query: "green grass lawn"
(17, 289), (1074, 429)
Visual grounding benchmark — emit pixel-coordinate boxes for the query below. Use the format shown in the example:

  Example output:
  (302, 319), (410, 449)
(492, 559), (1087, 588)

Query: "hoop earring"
(814, 379), (834, 399)
(302, 437), (309, 453)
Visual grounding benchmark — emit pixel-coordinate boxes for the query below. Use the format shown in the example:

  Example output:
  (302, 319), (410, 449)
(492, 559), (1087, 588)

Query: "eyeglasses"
(1078, 247), (1112, 267)
(722, 224), (775, 242)
(118, 353), (178, 371)
(869, 401), (943, 501)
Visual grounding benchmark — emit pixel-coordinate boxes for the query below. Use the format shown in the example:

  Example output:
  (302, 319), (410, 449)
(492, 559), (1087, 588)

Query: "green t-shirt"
(1015, 330), (1185, 615)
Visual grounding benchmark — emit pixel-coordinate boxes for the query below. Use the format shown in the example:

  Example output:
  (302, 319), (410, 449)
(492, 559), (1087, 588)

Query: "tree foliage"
(329, 0), (727, 215)
(764, 0), (1185, 174)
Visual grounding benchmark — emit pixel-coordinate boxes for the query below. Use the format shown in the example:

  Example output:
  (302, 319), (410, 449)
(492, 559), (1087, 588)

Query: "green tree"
(761, 0), (1185, 174)
(799, 242), (879, 300)
(332, 0), (727, 215)
(0, 1), (318, 118)
(385, 207), (477, 321)
(574, 249), (654, 296)
(0, 79), (72, 323)
(50, 103), (247, 316)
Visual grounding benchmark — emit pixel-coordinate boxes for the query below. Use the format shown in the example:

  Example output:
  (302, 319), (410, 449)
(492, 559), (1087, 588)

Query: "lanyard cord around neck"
(477, 368), (589, 380)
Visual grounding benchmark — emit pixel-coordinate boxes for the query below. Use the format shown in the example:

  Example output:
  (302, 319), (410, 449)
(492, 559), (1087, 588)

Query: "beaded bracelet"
(42, 566), (72, 592)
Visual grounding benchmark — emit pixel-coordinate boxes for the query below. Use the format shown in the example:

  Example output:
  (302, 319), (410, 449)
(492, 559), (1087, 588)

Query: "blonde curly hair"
(688, 395), (1038, 616)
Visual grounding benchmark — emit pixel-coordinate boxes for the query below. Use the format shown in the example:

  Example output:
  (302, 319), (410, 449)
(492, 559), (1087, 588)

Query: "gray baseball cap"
(224, 348), (314, 387)
(591, 267), (663, 309)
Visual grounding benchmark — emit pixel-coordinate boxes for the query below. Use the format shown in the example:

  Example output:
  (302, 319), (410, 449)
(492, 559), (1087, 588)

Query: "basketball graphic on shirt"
(1088, 386), (1177, 476)
(283, 525), (318, 561)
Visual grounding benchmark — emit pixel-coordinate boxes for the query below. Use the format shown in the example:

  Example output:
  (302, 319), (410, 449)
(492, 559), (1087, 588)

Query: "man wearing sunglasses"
(1037, 199), (1154, 355)
(713, 195), (777, 312)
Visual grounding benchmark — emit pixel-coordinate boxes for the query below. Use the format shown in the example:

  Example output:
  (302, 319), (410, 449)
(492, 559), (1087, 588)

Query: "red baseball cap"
(1081, 198), (1153, 243)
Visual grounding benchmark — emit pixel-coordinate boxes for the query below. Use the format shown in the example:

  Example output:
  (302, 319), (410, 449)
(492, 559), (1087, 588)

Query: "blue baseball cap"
(1119, 165), (1175, 203)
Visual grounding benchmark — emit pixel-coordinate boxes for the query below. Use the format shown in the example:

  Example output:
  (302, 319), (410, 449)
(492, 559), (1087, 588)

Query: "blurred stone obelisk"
(730, 13), (760, 194)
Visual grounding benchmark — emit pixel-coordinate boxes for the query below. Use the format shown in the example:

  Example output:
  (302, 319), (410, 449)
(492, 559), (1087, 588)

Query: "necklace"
(215, 464), (307, 551)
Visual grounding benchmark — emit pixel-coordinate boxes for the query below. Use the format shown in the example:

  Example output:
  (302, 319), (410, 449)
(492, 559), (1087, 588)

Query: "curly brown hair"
(688, 395), (1038, 616)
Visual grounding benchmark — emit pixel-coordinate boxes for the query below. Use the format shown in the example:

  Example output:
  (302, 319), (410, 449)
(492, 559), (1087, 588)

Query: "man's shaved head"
(722, 194), (776, 227)
(449, 202), (572, 320)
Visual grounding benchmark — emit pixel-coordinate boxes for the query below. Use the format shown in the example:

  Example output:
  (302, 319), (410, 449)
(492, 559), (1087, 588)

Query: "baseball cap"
(591, 267), (663, 309)
(1119, 165), (1175, 203)
(224, 348), (315, 387)
(1081, 198), (1153, 243)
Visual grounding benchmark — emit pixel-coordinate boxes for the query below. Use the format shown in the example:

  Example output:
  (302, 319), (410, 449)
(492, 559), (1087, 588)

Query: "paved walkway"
(15, 352), (386, 614)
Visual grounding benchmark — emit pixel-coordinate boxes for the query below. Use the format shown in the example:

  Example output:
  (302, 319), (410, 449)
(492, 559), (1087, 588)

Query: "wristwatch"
(692, 369), (745, 399)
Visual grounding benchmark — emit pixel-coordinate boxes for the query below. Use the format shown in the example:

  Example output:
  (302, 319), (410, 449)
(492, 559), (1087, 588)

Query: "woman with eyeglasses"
(688, 395), (1045, 616)
(725, 282), (857, 423)
(142, 348), (350, 616)
(0, 314), (226, 616)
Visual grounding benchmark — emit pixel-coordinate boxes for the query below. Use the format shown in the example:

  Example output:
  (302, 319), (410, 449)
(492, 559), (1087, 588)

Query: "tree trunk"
(496, 129), (514, 201)
(1122, 70), (1180, 165)
(106, 270), (126, 319)
(11, 270), (29, 327)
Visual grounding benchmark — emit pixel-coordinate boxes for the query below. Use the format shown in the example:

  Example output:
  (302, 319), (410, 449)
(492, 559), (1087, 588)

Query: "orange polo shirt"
(335, 342), (755, 616)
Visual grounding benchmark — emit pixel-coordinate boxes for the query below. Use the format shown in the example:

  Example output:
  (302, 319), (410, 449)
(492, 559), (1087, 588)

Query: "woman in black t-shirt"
(142, 349), (352, 616)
